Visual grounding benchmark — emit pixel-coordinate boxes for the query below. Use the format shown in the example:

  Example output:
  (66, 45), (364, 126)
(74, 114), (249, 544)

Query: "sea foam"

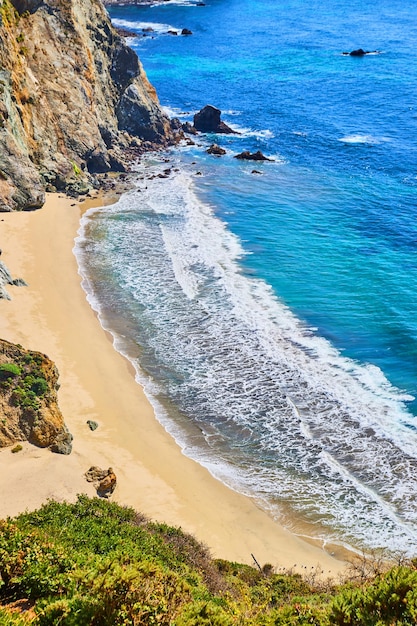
(75, 155), (417, 555)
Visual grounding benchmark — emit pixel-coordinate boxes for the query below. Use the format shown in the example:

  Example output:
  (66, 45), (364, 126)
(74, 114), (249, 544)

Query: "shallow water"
(76, 0), (417, 555)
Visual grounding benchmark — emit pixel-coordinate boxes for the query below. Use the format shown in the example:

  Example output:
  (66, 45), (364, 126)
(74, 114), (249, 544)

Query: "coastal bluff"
(0, 338), (72, 453)
(0, 0), (172, 211)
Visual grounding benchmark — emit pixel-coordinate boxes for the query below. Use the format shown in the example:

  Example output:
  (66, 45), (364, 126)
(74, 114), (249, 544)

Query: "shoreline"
(0, 192), (348, 577)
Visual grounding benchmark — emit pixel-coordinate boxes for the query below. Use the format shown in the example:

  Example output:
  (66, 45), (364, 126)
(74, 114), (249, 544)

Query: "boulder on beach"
(234, 150), (273, 161)
(85, 466), (117, 497)
(193, 105), (235, 134)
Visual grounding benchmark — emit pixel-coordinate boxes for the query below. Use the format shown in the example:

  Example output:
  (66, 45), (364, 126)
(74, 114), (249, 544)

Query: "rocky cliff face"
(0, 339), (72, 453)
(0, 0), (172, 211)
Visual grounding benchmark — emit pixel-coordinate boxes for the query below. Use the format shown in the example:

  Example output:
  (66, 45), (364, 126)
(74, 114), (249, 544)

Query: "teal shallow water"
(76, 0), (417, 554)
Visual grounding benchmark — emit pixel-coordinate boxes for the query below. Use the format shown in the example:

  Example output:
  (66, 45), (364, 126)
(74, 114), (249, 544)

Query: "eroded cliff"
(0, 0), (172, 211)
(0, 338), (72, 453)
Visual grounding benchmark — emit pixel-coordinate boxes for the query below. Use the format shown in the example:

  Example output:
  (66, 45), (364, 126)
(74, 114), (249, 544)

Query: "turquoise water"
(76, 0), (417, 555)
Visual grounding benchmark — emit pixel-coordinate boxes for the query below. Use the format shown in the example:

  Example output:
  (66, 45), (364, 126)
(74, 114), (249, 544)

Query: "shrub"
(24, 376), (48, 396)
(0, 607), (28, 625)
(0, 363), (21, 380)
(10, 387), (40, 410)
(176, 601), (235, 625)
(330, 566), (417, 625)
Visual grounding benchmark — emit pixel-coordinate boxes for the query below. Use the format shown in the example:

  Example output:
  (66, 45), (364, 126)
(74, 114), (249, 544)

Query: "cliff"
(0, 0), (172, 211)
(0, 338), (72, 453)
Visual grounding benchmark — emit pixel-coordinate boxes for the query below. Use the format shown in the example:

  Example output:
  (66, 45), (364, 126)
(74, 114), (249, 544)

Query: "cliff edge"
(0, 0), (172, 211)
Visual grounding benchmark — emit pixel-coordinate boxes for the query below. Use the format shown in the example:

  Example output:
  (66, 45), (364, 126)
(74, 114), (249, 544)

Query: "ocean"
(75, 0), (417, 556)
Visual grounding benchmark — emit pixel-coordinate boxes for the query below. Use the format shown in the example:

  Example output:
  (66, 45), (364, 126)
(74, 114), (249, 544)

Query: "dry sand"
(0, 193), (348, 577)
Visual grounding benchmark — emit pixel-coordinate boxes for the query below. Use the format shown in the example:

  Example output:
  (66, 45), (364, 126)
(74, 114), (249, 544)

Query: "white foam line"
(74, 157), (417, 554)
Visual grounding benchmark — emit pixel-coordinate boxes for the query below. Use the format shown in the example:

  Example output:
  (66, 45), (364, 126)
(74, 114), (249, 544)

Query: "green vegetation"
(0, 497), (416, 624)
(0, 364), (21, 380)
(0, 352), (49, 413)
(71, 161), (81, 177)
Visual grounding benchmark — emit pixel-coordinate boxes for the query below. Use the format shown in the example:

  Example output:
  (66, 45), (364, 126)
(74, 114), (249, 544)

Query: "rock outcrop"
(207, 143), (226, 156)
(193, 105), (235, 134)
(0, 338), (72, 453)
(342, 49), (381, 56)
(234, 150), (273, 161)
(0, 0), (172, 211)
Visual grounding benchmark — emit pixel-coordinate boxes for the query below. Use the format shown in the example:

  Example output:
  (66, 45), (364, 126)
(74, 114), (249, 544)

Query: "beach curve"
(0, 192), (348, 576)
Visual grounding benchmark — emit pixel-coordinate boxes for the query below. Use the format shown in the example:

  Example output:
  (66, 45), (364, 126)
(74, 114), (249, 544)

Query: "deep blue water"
(76, 0), (417, 555)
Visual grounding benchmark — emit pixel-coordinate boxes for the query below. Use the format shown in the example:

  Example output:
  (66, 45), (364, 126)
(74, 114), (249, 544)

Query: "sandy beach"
(0, 193), (348, 576)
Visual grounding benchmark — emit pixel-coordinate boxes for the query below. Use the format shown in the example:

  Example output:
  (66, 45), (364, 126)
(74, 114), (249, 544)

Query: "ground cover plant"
(0, 496), (416, 624)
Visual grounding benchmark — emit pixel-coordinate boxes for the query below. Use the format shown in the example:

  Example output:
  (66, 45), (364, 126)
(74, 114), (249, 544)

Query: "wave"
(75, 154), (417, 555)
(150, 0), (202, 6)
(338, 134), (392, 145)
(111, 18), (179, 34)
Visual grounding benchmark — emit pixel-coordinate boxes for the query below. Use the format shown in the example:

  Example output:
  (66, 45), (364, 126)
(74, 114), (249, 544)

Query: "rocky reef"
(0, 338), (72, 453)
(0, 0), (172, 211)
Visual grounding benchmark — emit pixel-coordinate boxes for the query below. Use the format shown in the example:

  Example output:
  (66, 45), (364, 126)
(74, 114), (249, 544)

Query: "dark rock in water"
(342, 48), (380, 56)
(207, 143), (226, 156)
(168, 30), (178, 35)
(251, 169), (262, 174)
(181, 28), (192, 35)
(234, 150), (273, 161)
(85, 466), (117, 497)
(87, 420), (99, 431)
(193, 105), (235, 134)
